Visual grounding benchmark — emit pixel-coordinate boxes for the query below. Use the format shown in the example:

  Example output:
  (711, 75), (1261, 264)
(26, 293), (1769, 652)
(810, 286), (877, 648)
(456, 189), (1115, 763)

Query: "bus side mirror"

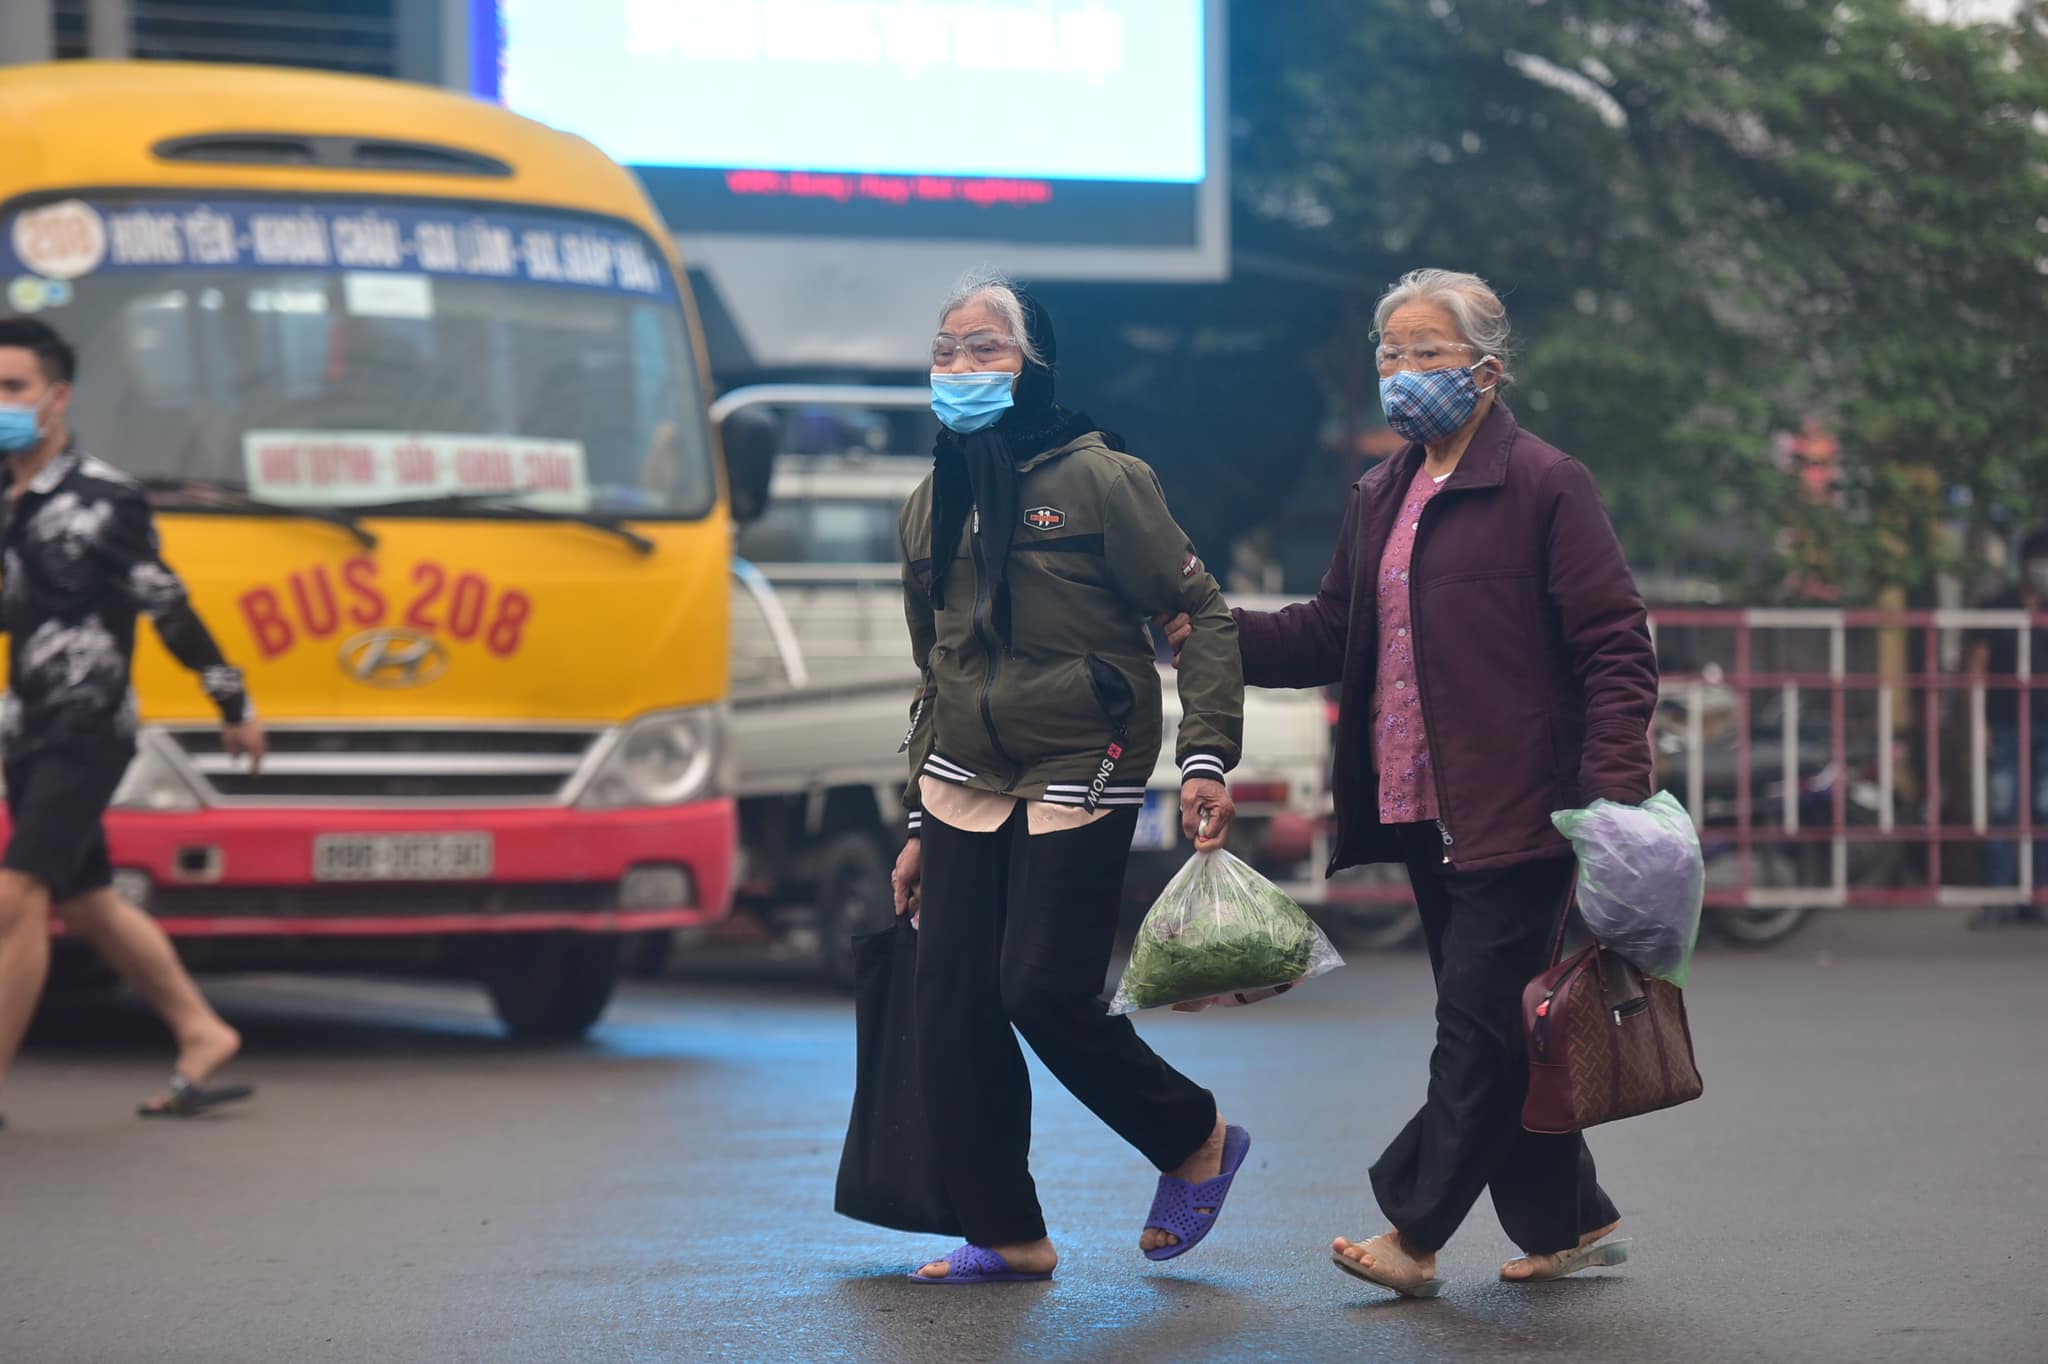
(720, 407), (777, 525)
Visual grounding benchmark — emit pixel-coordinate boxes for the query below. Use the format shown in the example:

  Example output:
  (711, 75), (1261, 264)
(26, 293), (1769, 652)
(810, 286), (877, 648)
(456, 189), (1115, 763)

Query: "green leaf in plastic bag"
(1117, 855), (1319, 1011)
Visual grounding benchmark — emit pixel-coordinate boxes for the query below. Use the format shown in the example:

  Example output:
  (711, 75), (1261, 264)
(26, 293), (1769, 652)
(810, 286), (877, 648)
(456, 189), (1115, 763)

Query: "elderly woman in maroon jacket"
(1171, 268), (1658, 1296)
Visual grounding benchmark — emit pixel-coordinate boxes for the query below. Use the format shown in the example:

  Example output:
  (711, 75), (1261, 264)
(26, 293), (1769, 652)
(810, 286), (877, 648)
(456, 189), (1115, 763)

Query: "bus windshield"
(1, 195), (715, 518)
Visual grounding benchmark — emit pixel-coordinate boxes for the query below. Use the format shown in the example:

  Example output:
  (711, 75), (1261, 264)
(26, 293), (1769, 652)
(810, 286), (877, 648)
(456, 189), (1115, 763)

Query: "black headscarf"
(928, 290), (1118, 648)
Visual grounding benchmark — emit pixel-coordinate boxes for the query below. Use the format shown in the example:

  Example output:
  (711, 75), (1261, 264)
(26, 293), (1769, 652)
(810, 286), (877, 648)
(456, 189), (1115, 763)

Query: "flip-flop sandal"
(138, 1073), (255, 1119)
(1142, 1124), (1252, 1262)
(1331, 1237), (1446, 1299)
(1501, 1236), (1631, 1282)
(906, 1244), (1054, 1286)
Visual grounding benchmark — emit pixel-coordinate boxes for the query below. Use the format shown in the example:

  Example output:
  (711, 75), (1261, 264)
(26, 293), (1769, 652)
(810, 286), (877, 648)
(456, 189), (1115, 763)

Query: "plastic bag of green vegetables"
(1109, 849), (1344, 1015)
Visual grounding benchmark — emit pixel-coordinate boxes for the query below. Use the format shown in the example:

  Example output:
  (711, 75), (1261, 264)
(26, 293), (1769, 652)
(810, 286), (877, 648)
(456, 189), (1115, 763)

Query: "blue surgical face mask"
(930, 370), (1015, 434)
(1378, 361), (1497, 445)
(0, 397), (46, 454)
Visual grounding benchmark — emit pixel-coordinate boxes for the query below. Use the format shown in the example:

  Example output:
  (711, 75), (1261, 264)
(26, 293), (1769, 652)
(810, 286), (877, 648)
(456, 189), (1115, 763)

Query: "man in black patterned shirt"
(0, 316), (265, 1125)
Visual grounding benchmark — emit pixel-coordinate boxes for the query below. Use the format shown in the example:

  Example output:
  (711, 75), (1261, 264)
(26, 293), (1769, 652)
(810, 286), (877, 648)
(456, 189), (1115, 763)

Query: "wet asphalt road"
(3, 910), (2046, 1364)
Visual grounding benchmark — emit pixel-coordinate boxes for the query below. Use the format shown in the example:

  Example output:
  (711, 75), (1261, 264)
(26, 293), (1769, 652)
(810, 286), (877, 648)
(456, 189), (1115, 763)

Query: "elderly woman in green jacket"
(886, 270), (1252, 1285)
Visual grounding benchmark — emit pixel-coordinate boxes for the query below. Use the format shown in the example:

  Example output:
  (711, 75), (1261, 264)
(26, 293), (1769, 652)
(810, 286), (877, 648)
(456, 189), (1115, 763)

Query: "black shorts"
(2, 740), (133, 903)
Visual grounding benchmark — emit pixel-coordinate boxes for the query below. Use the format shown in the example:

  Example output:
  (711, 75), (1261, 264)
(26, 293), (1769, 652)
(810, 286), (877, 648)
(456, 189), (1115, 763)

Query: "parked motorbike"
(1657, 687), (1914, 946)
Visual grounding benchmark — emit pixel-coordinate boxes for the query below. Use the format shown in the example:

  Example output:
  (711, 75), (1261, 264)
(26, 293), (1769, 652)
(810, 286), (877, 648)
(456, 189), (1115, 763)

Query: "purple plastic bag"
(1551, 791), (1705, 987)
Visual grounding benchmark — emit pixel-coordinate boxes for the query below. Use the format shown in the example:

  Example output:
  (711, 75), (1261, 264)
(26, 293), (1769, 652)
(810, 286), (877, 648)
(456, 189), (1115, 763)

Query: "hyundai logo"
(339, 628), (448, 688)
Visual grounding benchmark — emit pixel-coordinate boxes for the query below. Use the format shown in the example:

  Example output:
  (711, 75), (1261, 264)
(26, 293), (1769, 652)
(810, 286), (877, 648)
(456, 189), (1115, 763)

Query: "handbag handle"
(1547, 867), (1583, 966)
(1552, 868), (1652, 1021)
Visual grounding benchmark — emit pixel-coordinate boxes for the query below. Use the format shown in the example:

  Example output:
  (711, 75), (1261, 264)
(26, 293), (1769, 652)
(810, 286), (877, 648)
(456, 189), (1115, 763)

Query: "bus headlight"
(578, 707), (729, 810)
(111, 743), (202, 812)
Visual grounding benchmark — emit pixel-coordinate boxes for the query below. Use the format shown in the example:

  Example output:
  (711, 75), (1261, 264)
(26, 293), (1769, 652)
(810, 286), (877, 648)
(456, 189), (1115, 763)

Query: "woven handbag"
(1521, 909), (1703, 1135)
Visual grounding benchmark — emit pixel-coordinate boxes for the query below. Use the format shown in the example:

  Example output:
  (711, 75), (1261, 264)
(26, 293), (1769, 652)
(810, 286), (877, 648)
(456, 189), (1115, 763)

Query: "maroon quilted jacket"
(1236, 402), (1659, 873)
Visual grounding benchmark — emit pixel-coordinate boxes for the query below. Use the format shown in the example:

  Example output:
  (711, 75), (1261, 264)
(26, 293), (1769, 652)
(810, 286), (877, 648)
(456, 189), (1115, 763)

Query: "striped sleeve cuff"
(906, 809), (924, 837)
(1179, 752), (1228, 784)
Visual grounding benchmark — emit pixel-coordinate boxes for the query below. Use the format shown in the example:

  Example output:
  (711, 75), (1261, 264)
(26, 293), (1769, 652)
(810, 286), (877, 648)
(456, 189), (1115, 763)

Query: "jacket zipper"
(1082, 654), (1138, 813)
(968, 507), (1021, 788)
(897, 689), (928, 754)
(1410, 481), (1460, 867)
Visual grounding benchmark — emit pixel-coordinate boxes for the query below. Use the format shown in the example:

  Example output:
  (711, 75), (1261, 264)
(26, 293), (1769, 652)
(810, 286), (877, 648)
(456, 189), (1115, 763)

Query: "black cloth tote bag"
(834, 918), (960, 1235)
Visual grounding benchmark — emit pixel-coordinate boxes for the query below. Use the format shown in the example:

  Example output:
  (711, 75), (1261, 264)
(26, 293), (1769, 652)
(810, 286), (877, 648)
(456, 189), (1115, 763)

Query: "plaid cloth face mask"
(1378, 362), (1495, 444)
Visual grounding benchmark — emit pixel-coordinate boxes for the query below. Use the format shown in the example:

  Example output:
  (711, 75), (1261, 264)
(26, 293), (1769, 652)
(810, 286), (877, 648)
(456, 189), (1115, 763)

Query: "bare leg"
(0, 870), (55, 1096)
(56, 888), (240, 1091)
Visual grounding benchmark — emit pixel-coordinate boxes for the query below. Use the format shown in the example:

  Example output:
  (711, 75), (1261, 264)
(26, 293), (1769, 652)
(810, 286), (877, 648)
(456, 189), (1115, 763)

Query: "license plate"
(312, 833), (494, 882)
(1131, 791), (1179, 852)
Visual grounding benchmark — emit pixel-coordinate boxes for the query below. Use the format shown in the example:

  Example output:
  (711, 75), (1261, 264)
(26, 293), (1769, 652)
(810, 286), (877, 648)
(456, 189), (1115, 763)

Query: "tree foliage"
(1235, 0), (2048, 600)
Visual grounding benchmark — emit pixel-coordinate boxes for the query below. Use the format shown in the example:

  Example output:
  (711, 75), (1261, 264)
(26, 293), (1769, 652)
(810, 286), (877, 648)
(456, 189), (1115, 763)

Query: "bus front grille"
(163, 726), (605, 806)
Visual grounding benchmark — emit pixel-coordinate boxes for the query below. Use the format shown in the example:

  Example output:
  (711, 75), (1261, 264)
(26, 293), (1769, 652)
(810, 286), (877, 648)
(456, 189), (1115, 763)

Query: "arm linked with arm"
(1544, 459), (1658, 805)
(1102, 465), (1243, 779)
(1232, 483), (1358, 690)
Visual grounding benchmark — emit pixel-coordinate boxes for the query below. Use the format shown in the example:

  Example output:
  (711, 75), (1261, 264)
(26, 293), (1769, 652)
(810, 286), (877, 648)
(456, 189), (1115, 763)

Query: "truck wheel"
(486, 936), (622, 1042)
(819, 833), (895, 989)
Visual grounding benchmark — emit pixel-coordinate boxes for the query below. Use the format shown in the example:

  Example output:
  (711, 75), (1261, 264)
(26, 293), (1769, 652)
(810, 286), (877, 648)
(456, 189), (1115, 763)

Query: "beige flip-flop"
(1501, 1235), (1632, 1282)
(1331, 1235), (1446, 1299)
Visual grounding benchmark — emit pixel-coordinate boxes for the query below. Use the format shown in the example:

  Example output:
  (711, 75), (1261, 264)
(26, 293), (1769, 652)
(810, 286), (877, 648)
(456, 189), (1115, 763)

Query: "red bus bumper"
(26, 799), (737, 938)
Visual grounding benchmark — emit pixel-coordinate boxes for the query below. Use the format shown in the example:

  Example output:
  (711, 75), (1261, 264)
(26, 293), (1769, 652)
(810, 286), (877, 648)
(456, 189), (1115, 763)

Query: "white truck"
(715, 387), (1387, 982)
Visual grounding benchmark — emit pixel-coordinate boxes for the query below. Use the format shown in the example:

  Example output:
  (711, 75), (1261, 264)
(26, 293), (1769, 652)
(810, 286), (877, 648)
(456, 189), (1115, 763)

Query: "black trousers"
(915, 804), (1218, 1246)
(1369, 823), (1620, 1256)
(2, 738), (132, 902)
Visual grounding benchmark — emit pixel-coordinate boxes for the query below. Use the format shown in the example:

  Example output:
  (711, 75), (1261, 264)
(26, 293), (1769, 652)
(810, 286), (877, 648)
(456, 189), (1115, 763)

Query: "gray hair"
(1373, 269), (1513, 386)
(938, 268), (1045, 368)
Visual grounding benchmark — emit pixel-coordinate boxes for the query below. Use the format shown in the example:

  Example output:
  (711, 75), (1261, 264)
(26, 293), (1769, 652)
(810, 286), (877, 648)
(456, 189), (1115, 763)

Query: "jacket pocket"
(1084, 654), (1137, 740)
(1075, 655), (1141, 810)
(994, 655), (1130, 769)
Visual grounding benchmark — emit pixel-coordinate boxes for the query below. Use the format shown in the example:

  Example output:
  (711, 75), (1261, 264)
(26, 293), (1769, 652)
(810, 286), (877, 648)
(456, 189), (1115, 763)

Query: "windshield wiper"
(139, 479), (379, 551)
(340, 493), (656, 556)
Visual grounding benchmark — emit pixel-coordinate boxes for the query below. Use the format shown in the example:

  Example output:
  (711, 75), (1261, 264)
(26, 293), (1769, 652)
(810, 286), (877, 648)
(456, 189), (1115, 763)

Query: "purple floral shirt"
(1374, 466), (1447, 824)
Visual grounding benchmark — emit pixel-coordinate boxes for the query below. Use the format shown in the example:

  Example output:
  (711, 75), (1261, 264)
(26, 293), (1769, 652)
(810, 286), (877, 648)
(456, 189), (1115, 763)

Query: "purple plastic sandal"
(906, 1244), (1055, 1286)
(1143, 1124), (1252, 1262)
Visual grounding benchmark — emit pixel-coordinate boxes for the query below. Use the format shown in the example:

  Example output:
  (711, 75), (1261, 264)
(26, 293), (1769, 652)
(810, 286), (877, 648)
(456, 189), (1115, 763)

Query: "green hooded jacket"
(898, 431), (1243, 832)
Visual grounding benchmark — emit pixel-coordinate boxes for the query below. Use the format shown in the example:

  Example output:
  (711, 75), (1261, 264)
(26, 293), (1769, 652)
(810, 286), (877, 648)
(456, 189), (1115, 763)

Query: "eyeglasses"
(932, 331), (1020, 366)
(1373, 340), (1478, 373)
